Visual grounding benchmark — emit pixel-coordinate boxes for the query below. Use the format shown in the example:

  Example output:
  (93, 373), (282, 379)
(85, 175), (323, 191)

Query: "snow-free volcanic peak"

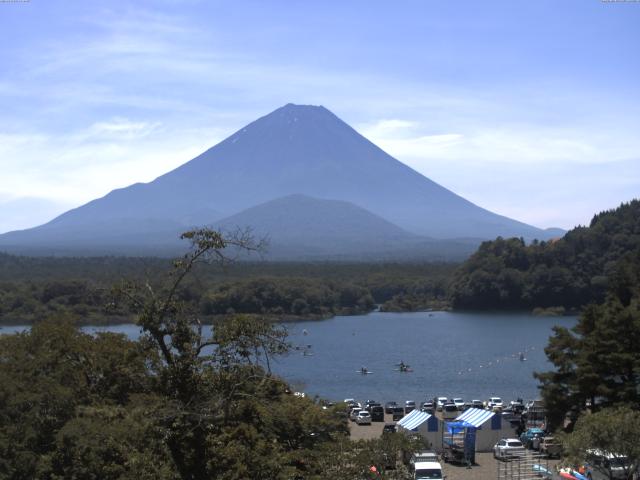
(0, 103), (561, 257)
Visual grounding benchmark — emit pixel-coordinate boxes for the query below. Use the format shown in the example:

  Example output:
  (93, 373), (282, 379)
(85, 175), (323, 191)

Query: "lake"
(1, 311), (576, 405)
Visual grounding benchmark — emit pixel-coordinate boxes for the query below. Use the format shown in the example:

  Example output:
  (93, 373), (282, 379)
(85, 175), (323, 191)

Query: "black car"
(365, 401), (381, 413)
(384, 401), (398, 414)
(392, 407), (405, 421)
(404, 400), (416, 413)
(370, 405), (385, 422)
(382, 423), (397, 434)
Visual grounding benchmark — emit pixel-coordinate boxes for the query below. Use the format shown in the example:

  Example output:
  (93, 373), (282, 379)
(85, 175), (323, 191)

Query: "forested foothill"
(0, 254), (455, 326)
(450, 200), (640, 311)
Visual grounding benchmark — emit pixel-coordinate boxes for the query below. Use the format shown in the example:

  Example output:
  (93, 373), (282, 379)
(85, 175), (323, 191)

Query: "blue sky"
(1, 0), (638, 233)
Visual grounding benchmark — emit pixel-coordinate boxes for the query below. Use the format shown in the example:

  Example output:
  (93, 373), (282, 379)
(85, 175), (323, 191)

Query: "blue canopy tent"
(447, 408), (517, 452)
(444, 421), (477, 464)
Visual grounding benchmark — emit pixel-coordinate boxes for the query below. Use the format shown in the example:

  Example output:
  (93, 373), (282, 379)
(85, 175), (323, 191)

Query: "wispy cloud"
(358, 118), (637, 167)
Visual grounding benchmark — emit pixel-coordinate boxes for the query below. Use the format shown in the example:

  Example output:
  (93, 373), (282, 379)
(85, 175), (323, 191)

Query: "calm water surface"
(2, 311), (575, 404)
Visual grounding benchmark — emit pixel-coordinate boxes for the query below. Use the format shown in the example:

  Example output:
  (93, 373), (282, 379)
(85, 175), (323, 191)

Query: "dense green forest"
(0, 254), (455, 325)
(450, 200), (640, 311)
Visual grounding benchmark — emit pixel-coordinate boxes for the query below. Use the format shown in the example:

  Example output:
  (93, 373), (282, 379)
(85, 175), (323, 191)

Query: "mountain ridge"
(0, 103), (563, 258)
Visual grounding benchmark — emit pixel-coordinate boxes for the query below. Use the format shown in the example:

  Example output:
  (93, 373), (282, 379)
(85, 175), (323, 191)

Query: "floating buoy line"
(455, 345), (538, 376)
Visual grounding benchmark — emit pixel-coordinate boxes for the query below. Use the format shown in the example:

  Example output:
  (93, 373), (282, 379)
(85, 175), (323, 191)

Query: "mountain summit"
(0, 103), (560, 257)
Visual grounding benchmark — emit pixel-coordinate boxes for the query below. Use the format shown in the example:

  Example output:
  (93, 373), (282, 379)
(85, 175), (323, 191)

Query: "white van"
(414, 460), (444, 480)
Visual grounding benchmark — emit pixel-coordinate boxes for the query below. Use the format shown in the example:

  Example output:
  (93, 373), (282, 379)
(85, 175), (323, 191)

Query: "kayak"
(356, 371), (374, 374)
(532, 464), (552, 477)
(559, 473), (577, 480)
(558, 468), (583, 480)
(394, 368), (414, 372)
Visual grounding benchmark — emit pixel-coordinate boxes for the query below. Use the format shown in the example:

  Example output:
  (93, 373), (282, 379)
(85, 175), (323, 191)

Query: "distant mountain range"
(0, 103), (563, 259)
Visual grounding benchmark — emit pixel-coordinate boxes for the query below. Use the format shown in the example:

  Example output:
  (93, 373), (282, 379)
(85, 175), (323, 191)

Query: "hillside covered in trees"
(0, 255), (455, 325)
(450, 200), (640, 311)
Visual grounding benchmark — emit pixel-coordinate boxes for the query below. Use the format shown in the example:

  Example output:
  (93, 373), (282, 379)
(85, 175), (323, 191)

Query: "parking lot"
(348, 411), (561, 480)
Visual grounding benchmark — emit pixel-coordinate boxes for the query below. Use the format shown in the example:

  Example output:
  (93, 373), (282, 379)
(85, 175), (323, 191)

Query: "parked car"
(365, 399), (378, 409)
(385, 401), (398, 414)
(392, 407), (405, 421)
(356, 411), (372, 425)
(346, 400), (361, 411)
(420, 401), (435, 414)
(539, 436), (562, 458)
(405, 400), (416, 413)
(370, 405), (385, 422)
(442, 403), (459, 420)
(452, 398), (464, 410)
(493, 438), (525, 460)
(509, 401), (525, 414)
(436, 397), (448, 411)
(461, 402), (473, 411)
(365, 401), (381, 413)
(349, 407), (363, 421)
(584, 450), (632, 480)
(519, 428), (545, 449)
(411, 451), (444, 480)
(488, 397), (504, 411)
(471, 399), (484, 409)
(382, 423), (397, 434)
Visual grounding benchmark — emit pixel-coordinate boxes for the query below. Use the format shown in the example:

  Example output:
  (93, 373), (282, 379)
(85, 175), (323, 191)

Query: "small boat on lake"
(395, 362), (413, 372)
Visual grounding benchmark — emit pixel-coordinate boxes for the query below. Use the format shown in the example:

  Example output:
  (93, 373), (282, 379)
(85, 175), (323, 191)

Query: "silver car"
(355, 410), (372, 425)
(493, 438), (525, 460)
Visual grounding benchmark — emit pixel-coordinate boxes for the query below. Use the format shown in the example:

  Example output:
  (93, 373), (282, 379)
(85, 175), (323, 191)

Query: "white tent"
(450, 408), (517, 452)
(396, 410), (442, 450)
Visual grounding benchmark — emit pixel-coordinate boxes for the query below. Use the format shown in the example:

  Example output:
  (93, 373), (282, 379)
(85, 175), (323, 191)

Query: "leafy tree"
(1, 229), (353, 480)
(562, 406), (640, 480)
(535, 249), (640, 430)
(0, 319), (158, 479)
(113, 229), (348, 479)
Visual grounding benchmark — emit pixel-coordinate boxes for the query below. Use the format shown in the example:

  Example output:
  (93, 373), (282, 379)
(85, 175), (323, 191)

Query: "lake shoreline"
(0, 305), (580, 328)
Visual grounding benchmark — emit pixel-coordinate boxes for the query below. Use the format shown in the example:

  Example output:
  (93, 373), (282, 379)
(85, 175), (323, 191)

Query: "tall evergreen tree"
(535, 249), (640, 430)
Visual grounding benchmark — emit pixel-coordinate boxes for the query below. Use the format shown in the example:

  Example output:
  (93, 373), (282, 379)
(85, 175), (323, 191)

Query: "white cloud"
(0, 123), (224, 207)
(358, 118), (637, 168)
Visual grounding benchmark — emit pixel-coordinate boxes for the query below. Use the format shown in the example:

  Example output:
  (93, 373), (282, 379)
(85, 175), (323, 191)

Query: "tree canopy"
(535, 247), (640, 431)
(563, 407), (640, 480)
(450, 200), (640, 311)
